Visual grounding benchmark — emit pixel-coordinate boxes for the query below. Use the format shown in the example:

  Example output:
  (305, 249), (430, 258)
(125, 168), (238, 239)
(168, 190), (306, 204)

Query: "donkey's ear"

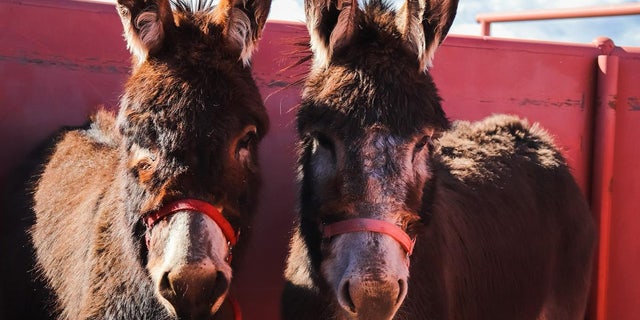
(116, 0), (174, 64)
(396, 0), (459, 71)
(212, 0), (272, 66)
(305, 0), (360, 68)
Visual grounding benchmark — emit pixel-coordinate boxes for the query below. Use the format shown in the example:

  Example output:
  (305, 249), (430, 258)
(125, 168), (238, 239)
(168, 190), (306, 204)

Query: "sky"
(267, 0), (640, 47)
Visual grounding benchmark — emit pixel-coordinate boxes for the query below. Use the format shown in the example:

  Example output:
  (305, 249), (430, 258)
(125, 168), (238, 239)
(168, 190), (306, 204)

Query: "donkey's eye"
(237, 131), (257, 151)
(137, 160), (153, 171)
(414, 136), (432, 153)
(312, 132), (334, 152)
(131, 158), (156, 184)
(128, 144), (157, 178)
(235, 126), (258, 164)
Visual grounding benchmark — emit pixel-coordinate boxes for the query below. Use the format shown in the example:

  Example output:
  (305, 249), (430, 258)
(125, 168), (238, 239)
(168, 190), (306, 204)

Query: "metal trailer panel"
(231, 22), (305, 320)
(0, 0), (128, 184)
(603, 51), (640, 320)
(432, 35), (598, 194)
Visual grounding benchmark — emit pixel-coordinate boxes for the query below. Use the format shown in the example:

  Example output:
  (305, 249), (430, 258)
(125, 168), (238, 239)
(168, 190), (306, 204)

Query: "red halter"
(145, 199), (243, 318)
(144, 199), (238, 260)
(228, 295), (242, 320)
(322, 218), (416, 256)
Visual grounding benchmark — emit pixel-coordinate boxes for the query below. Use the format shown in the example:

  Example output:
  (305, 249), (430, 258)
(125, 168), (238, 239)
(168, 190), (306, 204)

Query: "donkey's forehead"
(120, 51), (266, 125)
(298, 99), (440, 139)
(361, 125), (435, 143)
(118, 78), (265, 154)
(301, 50), (449, 132)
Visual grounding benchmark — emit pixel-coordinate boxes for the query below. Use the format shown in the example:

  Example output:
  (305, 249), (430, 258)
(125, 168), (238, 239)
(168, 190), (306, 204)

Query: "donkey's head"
(115, 0), (270, 318)
(296, 0), (457, 318)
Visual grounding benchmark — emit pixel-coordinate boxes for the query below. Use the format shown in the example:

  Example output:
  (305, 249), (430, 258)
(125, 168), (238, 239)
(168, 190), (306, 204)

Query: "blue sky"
(268, 0), (639, 47)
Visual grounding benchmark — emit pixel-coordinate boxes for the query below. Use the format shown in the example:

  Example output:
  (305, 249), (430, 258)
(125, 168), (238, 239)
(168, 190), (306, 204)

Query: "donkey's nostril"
(338, 280), (357, 314)
(211, 271), (229, 304)
(158, 271), (174, 300)
(337, 277), (405, 319)
(397, 279), (408, 305)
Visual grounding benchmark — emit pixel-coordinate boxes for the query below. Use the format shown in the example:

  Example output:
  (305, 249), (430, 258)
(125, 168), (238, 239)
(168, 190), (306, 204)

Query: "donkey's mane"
(172, 0), (217, 13)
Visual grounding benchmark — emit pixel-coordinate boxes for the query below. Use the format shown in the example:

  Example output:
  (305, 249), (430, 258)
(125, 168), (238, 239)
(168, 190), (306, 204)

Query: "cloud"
(452, 0), (639, 46)
(267, 0), (639, 47)
(268, 0), (305, 22)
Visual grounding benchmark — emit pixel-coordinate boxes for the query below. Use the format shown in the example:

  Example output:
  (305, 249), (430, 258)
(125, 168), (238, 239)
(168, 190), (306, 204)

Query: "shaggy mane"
(172, 0), (216, 13)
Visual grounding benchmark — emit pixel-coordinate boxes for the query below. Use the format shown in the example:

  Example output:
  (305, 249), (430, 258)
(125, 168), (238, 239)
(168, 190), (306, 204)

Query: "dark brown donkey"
(31, 0), (271, 319)
(282, 0), (596, 319)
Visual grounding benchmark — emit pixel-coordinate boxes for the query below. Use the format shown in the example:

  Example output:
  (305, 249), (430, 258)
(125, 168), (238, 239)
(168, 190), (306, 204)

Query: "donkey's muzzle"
(337, 277), (407, 320)
(159, 264), (229, 319)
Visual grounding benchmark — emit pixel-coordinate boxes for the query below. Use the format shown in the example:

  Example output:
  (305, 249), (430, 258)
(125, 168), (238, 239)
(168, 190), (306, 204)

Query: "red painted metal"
(590, 37), (619, 320)
(230, 21), (305, 320)
(602, 44), (640, 320)
(431, 35), (598, 193)
(2, 1), (640, 319)
(477, 3), (640, 36)
(0, 0), (129, 186)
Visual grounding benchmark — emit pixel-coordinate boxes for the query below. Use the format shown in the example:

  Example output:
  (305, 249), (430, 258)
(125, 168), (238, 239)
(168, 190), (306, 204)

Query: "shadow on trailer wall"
(1, 1), (638, 319)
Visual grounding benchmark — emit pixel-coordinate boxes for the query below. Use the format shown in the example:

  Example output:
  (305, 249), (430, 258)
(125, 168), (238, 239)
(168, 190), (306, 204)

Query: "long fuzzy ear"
(212, 0), (272, 66)
(305, 0), (360, 69)
(116, 0), (174, 65)
(396, 0), (458, 71)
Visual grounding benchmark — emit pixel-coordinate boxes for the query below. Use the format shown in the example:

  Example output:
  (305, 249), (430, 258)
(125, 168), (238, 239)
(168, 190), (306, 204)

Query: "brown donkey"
(282, 0), (596, 319)
(31, 0), (271, 319)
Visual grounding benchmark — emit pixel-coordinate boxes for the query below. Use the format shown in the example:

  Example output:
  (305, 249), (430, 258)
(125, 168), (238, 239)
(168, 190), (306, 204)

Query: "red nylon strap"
(228, 295), (242, 320)
(145, 199), (237, 246)
(322, 218), (416, 256)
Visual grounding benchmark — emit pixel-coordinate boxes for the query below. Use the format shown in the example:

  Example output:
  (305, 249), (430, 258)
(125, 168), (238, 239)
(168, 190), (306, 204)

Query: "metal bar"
(479, 21), (491, 38)
(589, 37), (619, 320)
(477, 3), (640, 36)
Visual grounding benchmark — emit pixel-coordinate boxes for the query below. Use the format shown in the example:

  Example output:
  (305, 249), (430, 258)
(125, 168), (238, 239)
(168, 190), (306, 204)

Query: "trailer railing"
(476, 3), (640, 36)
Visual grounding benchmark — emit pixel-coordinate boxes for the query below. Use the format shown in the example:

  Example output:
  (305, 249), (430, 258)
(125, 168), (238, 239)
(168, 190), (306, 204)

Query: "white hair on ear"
(395, 0), (455, 72)
(228, 8), (254, 67)
(395, 4), (438, 72)
(309, 36), (331, 69)
(137, 11), (165, 52)
(121, 23), (146, 64)
(305, 3), (330, 69)
(421, 37), (439, 71)
(120, 10), (165, 65)
(407, 16), (427, 71)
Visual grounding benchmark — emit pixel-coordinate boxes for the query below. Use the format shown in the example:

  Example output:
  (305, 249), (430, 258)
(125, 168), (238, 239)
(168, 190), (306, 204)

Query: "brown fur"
(31, 0), (271, 319)
(282, 0), (595, 319)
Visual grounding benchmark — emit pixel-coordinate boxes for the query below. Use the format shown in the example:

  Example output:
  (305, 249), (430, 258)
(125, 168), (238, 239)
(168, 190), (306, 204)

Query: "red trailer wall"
(600, 49), (640, 320)
(432, 35), (599, 194)
(1, 1), (639, 319)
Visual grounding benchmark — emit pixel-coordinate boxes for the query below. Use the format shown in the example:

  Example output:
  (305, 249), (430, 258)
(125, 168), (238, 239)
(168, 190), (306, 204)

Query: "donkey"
(282, 0), (596, 319)
(31, 0), (271, 319)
